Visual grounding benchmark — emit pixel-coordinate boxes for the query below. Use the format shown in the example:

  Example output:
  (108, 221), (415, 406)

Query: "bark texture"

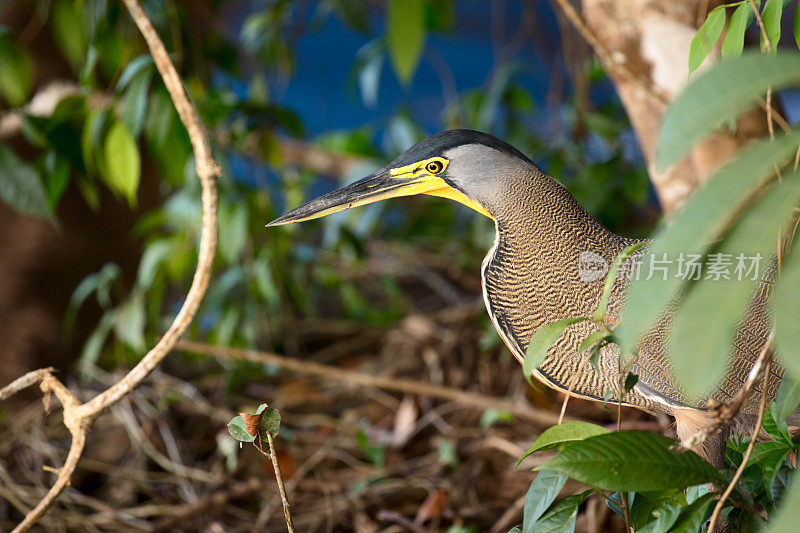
(581, 0), (769, 214)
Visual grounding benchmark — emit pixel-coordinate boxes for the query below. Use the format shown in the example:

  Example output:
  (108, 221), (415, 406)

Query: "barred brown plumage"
(268, 129), (786, 467)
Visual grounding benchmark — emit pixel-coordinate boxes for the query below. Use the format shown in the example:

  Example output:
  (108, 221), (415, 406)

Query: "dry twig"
(175, 339), (565, 426)
(707, 357), (773, 532)
(0, 0), (220, 529)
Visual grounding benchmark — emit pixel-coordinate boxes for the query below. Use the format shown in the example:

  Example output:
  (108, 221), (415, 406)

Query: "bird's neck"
(485, 169), (633, 327)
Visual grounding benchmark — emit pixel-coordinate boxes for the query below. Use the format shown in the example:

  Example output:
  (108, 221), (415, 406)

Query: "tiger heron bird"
(268, 129), (784, 467)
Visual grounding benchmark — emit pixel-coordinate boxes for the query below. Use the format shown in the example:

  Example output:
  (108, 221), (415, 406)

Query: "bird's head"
(266, 129), (539, 227)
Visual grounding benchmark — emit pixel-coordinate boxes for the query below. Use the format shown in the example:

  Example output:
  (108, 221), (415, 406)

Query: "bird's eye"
(425, 160), (444, 174)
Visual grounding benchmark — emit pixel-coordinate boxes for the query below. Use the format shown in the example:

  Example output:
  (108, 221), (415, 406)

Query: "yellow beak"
(266, 167), (491, 227)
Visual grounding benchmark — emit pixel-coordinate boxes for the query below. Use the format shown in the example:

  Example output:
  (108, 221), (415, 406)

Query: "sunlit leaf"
(721, 4), (753, 59)
(671, 171), (800, 398)
(594, 242), (645, 321)
(658, 52), (800, 170)
(51, 0), (86, 71)
(539, 431), (723, 491)
(523, 317), (588, 386)
(517, 421), (610, 467)
(761, 0), (785, 52)
(387, 0), (426, 84)
(104, 121), (141, 206)
(114, 291), (146, 352)
(619, 131), (800, 353)
(0, 39), (34, 106)
(688, 7), (725, 73)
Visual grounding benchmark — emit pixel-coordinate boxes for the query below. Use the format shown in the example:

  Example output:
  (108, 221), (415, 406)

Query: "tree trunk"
(580, 0), (769, 215)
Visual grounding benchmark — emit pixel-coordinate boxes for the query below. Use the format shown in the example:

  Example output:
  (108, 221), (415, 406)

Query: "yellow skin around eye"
(388, 157), (492, 219)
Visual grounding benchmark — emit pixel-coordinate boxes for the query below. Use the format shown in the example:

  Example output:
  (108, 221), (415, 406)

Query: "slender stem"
(619, 492), (632, 532)
(707, 357), (773, 533)
(748, 0), (771, 52)
(256, 434), (295, 532)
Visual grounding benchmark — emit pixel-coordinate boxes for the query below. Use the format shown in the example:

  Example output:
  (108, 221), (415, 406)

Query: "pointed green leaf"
(772, 373), (800, 425)
(114, 291), (146, 352)
(521, 470), (568, 531)
(387, 0), (426, 84)
(669, 493), (716, 533)
(258, 406), (281, 439)
(689, 7), (725, 73)
(658, 52), (800, 170)
(795, 2), (800, 51)
(227, 415), (255, 442)
(762, 0), (784, 52)
(523, 317), (588, 386)
(671, 170), (800, 398)
(103, 121), (141, 206)
(539, 431), (723, 492)
(577, 328), (611, 356)
(763, 468), (800, 533)
(0, 145), (53, 220)
(0, 39), (34, 107)
(517, 421), (610, 467)
(594, 242), (645, 321)
(530, 490), (593, 533)
(619, 131), (800, 353)
(721, 4), (753, 59)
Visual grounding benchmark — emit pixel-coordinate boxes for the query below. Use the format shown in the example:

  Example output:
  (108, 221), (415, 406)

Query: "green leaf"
(539, 431), (722, 492)
(116, 55), (154, 91)
(577, 328), (610, 356)
(594, 242), (645, 321)
(775, 245), (800, 376)
(517, 421), (610, 467)
(721, 4), (753, 59)
(530, 490), (593, 533)
(669, 493), (716, 533)
(257, 404), (281, 439)
(763, 468), (800, 533)
(521, 470), (568, 531)
(218, 202), (249, 262)
(688, 7), (725, 73)
(619, 131), (800, 353)
(771, 373), (800, 425)
(387, 0), (426, 84)
(624, 373), (638, 393)
(120, 70), (152, 138)
(82, 108), (110, 177)
(227, 415), (255, 442)
(80, 314), (115, 369)
(523, 317), (588, 386)
(136, 240), (172, 290)
(762, 0), (784, 52)
(51, 0), (86, 71)
(103, 121), (141, 206)
(670, 170), (800, 398)
(0, 39), (34, 107)
(795, 2), (800, 51)
(658, 52), (800, 170)
(114, 291), (146, 352)
(0, 145), (53, 220)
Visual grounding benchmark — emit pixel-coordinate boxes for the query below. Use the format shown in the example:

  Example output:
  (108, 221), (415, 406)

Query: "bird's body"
(269, 129), (784, 465)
